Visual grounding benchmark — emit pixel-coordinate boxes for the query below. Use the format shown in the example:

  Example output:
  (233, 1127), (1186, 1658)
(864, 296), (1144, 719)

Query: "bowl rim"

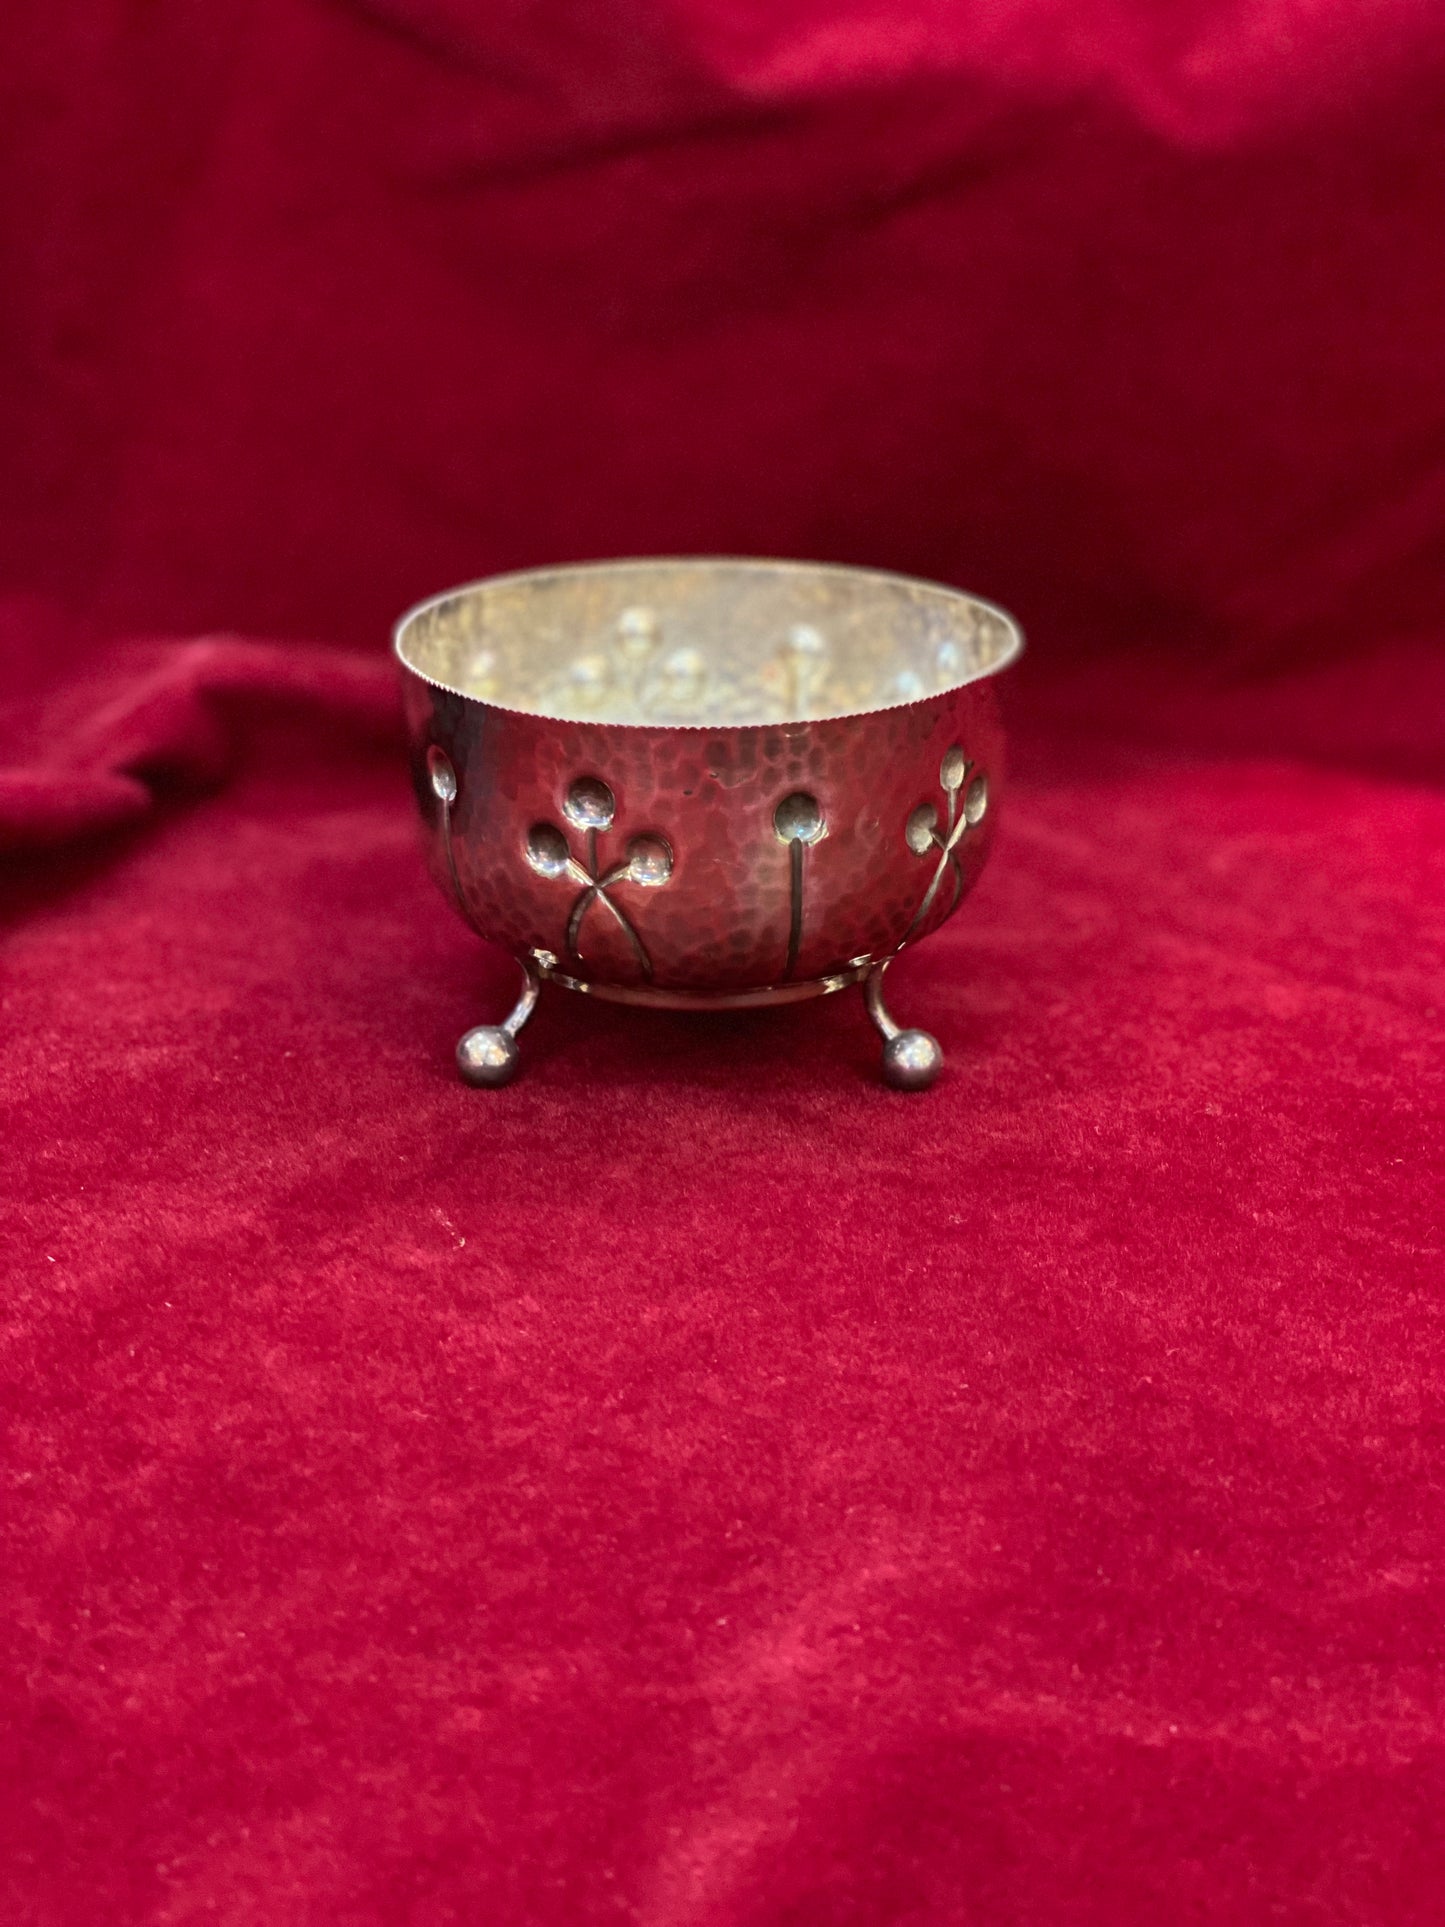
(393, 554), (1025, 731)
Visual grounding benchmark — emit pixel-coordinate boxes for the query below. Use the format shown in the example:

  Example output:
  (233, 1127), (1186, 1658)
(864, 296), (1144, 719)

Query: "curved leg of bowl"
(864, 961), (944, 1092)
(456, 961), (542, 1089)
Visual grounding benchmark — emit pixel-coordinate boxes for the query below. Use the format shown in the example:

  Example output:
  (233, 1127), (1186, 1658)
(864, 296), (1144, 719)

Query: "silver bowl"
(395, 557), (1022, 1088)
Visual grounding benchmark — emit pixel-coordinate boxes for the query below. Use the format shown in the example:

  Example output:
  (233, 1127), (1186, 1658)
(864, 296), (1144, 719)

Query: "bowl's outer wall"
(403, 671), (1005, 992)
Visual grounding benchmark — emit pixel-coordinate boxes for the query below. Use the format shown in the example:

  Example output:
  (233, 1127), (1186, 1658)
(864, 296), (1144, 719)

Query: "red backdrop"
(2, 4), (1443, 1923)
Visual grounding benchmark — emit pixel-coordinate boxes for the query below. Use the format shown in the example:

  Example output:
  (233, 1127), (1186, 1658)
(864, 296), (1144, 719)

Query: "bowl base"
(449, 956), (943, 1092)
(543, 963), (871, 1011)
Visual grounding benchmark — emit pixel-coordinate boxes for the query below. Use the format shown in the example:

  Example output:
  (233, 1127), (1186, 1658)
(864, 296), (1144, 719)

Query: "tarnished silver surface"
(396, 558), (1022, 1085)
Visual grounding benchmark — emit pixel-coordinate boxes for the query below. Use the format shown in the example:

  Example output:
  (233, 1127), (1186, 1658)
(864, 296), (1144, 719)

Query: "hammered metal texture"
(402, 674), (1006, 996)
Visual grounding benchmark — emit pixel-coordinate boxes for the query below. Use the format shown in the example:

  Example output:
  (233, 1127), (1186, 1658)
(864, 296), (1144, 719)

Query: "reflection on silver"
(465, 649), (499, 700)
(904, 744), (988, 940)
(426, 745), (470, 921)
(657, 647), (707, 710)
(614, 606), (660, 704)
(526, 777), (673, 979)
(534, 961), (872, 1008)
(405, 562), (1023, 728)
(773, 791), (827, 979)
(783, 623), (829, 714)
(456, 960), (541, 1089)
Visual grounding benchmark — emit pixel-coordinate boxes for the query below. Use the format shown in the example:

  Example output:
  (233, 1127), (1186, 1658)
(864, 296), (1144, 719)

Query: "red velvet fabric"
(2, 4), (1443, 1923)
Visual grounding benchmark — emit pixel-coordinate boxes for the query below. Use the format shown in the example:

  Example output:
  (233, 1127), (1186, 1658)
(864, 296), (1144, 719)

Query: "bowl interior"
(394, 558), (1022, 728)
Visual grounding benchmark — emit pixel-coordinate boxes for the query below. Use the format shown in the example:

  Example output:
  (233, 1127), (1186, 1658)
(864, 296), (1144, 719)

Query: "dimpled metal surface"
(397, 560), (1018, 1004)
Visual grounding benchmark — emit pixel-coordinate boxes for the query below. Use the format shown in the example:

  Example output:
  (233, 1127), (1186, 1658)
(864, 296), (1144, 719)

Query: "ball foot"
(881, 1028), (944, 1092)
(864, 961), (945, 1092)
(456, 1026), (521, 1088)
(454, 961), (541, 1088)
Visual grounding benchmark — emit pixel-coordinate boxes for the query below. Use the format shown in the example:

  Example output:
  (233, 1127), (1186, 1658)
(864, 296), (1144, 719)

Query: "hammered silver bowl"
(395, 557), (1023, 1088)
